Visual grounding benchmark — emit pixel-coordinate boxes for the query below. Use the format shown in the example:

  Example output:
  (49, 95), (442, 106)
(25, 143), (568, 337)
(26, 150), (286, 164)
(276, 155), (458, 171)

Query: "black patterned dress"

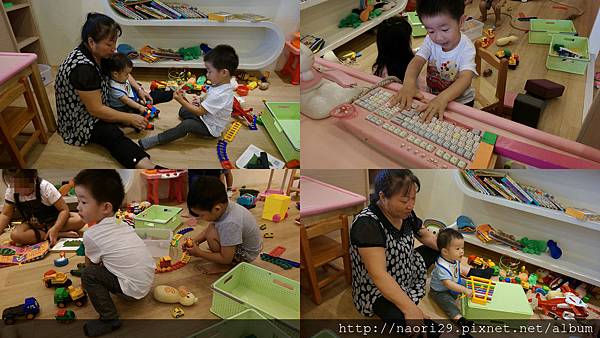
(55, 43), (109, 146)
(349, 203), (427, 316)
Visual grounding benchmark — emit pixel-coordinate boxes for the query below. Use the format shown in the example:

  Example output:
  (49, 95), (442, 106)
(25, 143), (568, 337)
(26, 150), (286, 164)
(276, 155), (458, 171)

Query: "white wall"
(31, 0), (299, 67)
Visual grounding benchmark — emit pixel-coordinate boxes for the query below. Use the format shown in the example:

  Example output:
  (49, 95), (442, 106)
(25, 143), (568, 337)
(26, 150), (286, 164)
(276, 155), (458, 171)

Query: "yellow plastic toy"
(465, 276), (495, 305)
(247, 81), (258, 90)
(262, 194), (291, 222)
(223, 121), (242, 142)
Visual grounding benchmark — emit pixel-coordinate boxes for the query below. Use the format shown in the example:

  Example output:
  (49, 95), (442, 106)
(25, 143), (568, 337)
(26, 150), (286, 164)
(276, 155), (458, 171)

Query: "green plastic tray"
(262, 102), (300, 162)
(407, 12), (426, 37)
(133, 205), (182, 231)
(187, 309), (292, 338)
(529, 19), (576, 44)
(210, 262), (300, 331)
(546, 35), (589, 75)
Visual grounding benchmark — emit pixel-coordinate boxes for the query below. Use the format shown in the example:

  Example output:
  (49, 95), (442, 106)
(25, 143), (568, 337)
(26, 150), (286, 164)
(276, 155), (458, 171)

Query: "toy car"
(2, 297), (40, 325)
(54, 286), (88, 308)
(171, 306), (184, 318)
(536, 285), (589, 320)
(55, 309), (76, 324)
(171, 233), (183, 247)
(43, 270), (72, 288)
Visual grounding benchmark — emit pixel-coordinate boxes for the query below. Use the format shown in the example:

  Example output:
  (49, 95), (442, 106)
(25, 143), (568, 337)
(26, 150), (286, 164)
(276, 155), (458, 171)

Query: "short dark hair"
(372, 169), (420, 203)
(74, 170), (124, 212)
(106, 53), (133, 73)
(437, 228), (464, 250)
(203, 45), (239, 74)
(374, 16), (414, 80)
(81, 13), (122, 44)
(2, 169), (39, 185)
(187, 176), (228, 215)
(416, 0), (465, 21)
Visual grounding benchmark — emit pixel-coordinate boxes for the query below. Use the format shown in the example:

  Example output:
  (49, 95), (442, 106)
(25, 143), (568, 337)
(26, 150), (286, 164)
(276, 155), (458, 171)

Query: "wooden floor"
(333, 0), (600, 141)
(301, 241), (600, 326)
(0, 69), (299, 168)
(0, 183), (299, 322)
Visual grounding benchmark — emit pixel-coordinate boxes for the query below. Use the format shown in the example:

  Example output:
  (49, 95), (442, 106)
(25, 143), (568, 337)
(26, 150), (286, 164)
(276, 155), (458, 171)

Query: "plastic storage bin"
(261, 102), (300, 163)
(187, 309), (292, 338)
(461, 282), (532, 327)
(529, 19), (576, 44)
(546, 35), (589, 75)
(461, 19), (484, 41)
(210, 262), (300, 330)
(135, 228), (172, 257)
(407, 12), (426, 37)
(134, 205), (182, 231)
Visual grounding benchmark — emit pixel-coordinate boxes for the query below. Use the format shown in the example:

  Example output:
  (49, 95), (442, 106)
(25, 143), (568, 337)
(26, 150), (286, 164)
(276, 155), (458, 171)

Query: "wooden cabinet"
(0, 0), (47, 63)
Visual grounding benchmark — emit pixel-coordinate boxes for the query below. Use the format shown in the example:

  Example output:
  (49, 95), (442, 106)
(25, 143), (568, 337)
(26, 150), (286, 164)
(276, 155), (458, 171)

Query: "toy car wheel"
(26, 313), (34, 320)
(5, 318), (15, 325)
(58, 302), (65, 308)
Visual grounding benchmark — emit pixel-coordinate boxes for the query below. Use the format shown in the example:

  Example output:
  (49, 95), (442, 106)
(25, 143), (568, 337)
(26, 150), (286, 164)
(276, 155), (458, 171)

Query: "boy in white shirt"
(139, 45), (239, 149)
(390, 0), (477, 122)
(74, 170), (154, 337)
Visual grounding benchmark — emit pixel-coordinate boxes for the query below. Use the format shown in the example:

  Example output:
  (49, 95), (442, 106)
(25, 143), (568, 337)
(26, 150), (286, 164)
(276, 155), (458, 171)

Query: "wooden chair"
(0, 77), (47, 167)
(300, 215), (351, 305)
(474, 39), (513, 119)
(285, 169), (300, 197)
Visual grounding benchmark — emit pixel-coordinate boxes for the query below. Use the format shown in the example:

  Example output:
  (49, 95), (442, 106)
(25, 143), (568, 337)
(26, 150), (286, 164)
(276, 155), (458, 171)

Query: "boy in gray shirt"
(183, 176), (262, 264)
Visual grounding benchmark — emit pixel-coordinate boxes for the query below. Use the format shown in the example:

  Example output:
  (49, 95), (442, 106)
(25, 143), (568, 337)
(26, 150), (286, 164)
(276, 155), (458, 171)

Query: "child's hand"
(389, 85), (424, 111)
(418, 96), (449, 122)
(182, 240), (202, 257)
(45, 227), (59, 246)
(464, 287), (473, 297)
(138, 105), (147, 114)
(173, 90), (187, 104)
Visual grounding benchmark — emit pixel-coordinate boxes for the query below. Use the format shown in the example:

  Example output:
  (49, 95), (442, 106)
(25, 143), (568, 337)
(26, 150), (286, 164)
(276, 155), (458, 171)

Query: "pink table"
(300, 176), (366, 226)
(0, 52), (56, 132)
(301, 59), (600, 169)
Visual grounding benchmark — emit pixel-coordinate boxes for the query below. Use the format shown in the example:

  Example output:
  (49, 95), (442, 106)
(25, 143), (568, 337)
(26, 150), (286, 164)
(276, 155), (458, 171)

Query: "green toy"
(369, 8), (383, 19)
(178, 46), (201, 61)
(75, 243), (85, 256)
(518, 237), (547, 255)
(339, 13), (362, 29)
(528, 273), (538, 286)
(492, 265), (500, 276)
(0, 248), (16, 256)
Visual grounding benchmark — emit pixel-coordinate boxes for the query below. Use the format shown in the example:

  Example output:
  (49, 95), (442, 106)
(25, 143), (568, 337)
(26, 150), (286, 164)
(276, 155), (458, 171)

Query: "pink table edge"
(313, 58), (600, 165)
(300, 176), (367, 217)
(0, 52), (38, 84)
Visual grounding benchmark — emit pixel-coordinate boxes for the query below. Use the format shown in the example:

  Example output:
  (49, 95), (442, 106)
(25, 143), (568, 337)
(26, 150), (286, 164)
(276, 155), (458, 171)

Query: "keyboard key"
(450, 144), (458, 153)
(443, 152), (451, 161)
(435, 149), (444, 157)
(420, 141), (428, 149)
(426, 144), (435, 152)
(457, 160), (467, 169)
(449, 156), (459, 165)
(457, 148), (465, 156)
(399, 130), (408, 138)
(408, 135), (416, 142)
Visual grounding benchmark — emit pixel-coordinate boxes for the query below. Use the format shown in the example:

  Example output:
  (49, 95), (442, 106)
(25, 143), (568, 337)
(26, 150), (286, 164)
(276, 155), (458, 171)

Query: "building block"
(223, 121), (242, 142)
(262, 194), (291, 222)
(469, 142), (494, 169)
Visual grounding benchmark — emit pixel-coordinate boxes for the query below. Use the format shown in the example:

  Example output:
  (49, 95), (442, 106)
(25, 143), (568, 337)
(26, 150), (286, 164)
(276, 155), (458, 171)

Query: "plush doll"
(153, 285), (198, 306)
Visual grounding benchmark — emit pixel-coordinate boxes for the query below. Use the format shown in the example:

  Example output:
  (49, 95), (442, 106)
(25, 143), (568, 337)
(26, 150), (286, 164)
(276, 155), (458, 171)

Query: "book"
(208, 12), (234, 22)
(474, 170), (506, 178)
(501, 177), (531, 204)
(565, 207), (600, 222)
(461, 170), (490, 195)
(484, 177), (513, 200)
(503, 175), (533, 204)
(470, 171), (495, 195)
(234, 13), (270, 22)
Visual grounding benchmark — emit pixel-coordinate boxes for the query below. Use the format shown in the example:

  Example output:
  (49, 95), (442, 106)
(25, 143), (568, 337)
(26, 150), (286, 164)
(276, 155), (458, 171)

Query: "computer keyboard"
(342, 87), (485, 169)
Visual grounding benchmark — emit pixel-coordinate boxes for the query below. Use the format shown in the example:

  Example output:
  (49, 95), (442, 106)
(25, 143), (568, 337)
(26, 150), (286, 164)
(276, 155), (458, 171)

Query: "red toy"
(536, 285), (589, 320)
(232, 97), (254, 124)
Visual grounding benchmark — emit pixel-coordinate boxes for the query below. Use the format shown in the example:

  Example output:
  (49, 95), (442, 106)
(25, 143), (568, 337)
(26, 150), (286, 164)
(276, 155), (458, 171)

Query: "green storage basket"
(133, 205), (182, 231)
(187, 309), (292, 338)
(262, 102), (300, 163)
(529, 19), (576, 44)
(210, 262), (300, 331)
(546, 35), (589, 75)
(407, 12), (426, 37)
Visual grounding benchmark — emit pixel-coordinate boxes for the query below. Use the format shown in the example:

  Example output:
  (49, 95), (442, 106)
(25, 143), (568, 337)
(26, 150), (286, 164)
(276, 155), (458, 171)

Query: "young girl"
(0, 170), (85, 246)
(373, 16), (414, 81)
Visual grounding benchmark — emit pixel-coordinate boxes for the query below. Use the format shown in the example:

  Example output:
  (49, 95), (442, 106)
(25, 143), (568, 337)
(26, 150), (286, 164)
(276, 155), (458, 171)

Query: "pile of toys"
(137, 44), (212, 64)
(338, 0), (396, 28)
(495, 48), (520, 69)
(116, 201), (152, 226)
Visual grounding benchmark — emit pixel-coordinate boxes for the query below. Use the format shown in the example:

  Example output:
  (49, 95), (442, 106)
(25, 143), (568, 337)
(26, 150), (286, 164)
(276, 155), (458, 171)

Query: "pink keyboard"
(340, 87), (483, 169)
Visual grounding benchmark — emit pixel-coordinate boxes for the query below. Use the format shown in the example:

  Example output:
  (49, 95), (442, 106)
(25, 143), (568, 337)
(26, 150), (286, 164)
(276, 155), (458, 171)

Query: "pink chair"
(281, 40), (300, 85)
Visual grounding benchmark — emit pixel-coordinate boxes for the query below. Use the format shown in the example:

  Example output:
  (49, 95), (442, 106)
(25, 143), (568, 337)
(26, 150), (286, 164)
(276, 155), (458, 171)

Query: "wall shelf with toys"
(451, 170), (600, 287)
(102, 0), (285, 69)
(454, 170), (600, 232)
(301, 0), (407, 57)
(300, 0), (330, 11)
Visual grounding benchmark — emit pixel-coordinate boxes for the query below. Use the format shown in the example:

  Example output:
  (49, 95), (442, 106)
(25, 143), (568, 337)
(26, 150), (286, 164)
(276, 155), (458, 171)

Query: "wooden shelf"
(301, 0), (407, 57)
(16, 35), (38, 49)
(454, 171), (600, 232)
(5, 3), (29, 12)
(448, 222), (600, 287)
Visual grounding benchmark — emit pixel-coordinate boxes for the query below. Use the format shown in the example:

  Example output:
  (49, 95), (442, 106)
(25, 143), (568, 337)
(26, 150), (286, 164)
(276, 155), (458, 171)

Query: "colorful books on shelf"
(110, 0), (207, 20)
(461, 170), (565, 211)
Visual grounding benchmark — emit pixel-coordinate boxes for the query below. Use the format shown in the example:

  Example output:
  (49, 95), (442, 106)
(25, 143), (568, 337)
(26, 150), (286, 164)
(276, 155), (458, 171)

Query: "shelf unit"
(102, 0), (286, 69)
(300, 0), (407, 57)
(453, 170), (600, 287)
(0, 0), (47, 63)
